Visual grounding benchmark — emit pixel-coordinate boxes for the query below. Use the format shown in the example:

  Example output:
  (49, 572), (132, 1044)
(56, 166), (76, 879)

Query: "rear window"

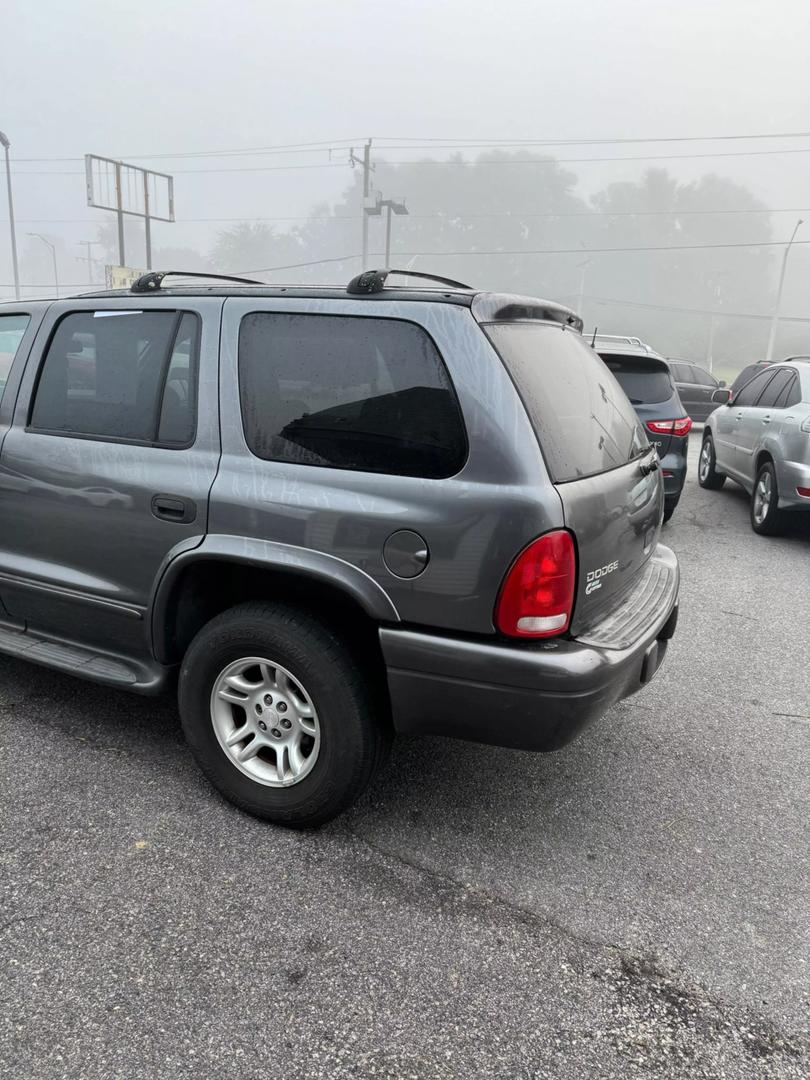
(238, 313), (467, 478)
(598, 355), (674, 404)
(486, 323), (648, 483)
(0, 314), (30, 403)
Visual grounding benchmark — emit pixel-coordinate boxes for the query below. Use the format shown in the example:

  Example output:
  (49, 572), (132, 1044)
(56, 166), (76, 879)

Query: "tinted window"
(730, 363), (767, 394)
(670, 362), (694, 383)
(0, 314), (30, 403)
(772, 374), (799, 409)
(756, 369), (793, 409)
(486, 323), (647, 482)
(238, 313), (466, 478)
(31, 310), (197, 445)
(733, 369), (776, 407)
(690, 365), (717, 387)
(600, 355), (674, 404)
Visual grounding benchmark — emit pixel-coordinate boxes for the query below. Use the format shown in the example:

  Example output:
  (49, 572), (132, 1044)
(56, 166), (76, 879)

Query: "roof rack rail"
(130, 270), (262, 293)
(346, 268), (473, 295)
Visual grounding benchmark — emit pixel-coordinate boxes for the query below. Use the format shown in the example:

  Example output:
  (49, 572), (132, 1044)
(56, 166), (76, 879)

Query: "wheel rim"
(210, 657), (320, 787)
(699, 440), (712, 482)
(753, 470), (772, 524)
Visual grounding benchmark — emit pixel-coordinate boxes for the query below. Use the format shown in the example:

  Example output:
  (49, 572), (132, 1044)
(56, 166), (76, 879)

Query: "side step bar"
(0, 623), (170, 695)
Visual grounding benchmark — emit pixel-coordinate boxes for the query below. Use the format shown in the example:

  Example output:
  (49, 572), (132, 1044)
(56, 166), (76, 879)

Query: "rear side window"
(690, 366), (717, 387)
(670, 362), (694, 383)
(486, 323), (647, 482)
(30, 310), (198, 445)
(238, 313), (466, 478)
(599, 355), (673, 404)
(0, 314), (30, 403)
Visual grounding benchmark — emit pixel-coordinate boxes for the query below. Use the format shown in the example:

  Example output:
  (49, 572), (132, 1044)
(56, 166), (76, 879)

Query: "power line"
(14, 129), (810, 163)
(366, 239), (810, 257)
(576, 293), (810, 323)
(14, 144), (810, 179)
(15, 206), (810, 225)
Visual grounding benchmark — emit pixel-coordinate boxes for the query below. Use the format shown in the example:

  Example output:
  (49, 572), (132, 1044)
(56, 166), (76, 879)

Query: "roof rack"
(346, 268), (473, 295)
(130, 270), (262, 293)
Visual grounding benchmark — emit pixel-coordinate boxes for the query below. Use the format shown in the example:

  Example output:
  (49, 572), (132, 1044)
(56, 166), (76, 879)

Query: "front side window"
(756, 369), (793, 409)
(733, 370), (776, 407)
(0, 314), (30, 403)
(690, 366), (717, 387)
(30, 310), (198, 445)
(487, 323), (647, 483)
(238, 313), (466, 478)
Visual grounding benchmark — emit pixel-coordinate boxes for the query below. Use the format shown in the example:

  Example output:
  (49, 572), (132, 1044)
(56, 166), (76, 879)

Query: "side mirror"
(712, 388), (732, 405)
(718, 380), (727, 388)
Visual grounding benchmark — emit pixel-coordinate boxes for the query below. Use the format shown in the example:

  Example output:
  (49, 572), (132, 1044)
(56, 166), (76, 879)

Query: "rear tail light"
(646, 417), (692, 437)
(797, 487), (810, 498)
(495, 530), (576, 638)
(801, 417), (810, 433)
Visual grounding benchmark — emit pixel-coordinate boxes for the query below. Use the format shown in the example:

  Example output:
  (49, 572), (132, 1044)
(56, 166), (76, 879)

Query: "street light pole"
(765, 217), (803, 363)
(27, 233), (59, 297)
(0, 130), (21, 300)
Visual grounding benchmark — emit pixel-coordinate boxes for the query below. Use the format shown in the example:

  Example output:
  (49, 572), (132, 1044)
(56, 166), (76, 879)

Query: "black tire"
(178, 601), (390, 828)
(662, 495), (679, 524)
(697, 433), (725, 490)
(750, 461), (787, 536)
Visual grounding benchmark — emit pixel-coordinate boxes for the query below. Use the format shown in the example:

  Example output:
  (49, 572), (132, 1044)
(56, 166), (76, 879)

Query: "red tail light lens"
(797, 487), (810, 498)
(646, 417), (692, 437)
(495, 530), (576, 638)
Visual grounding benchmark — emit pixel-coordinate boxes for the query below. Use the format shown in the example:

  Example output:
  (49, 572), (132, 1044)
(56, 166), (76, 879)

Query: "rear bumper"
(661, 439), (688, 499)
(775, 458), (810, 510)
(380, 544), (680, 752)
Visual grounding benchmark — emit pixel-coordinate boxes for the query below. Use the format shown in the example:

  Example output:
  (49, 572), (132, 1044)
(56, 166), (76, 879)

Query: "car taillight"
(495, 530), (576, 638)
(801, 417), (810, 433)
(797, 487), (810, 498)
(646, 418), (692, 436)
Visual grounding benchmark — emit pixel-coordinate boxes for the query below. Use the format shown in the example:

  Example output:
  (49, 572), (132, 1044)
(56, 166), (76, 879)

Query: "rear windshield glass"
(485, 323), (648, 483)
(598, 355), (673, 404)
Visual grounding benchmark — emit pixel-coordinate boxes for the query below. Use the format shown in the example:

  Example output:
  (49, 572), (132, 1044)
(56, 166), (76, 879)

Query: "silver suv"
(699, 359), (810, 534)
(0, 269), (679, 826)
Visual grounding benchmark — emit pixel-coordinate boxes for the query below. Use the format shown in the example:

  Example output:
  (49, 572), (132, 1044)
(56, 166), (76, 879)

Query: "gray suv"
(0, 269), (679, 826)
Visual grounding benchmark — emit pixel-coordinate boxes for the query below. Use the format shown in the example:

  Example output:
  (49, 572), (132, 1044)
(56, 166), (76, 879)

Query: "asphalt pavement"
(1, 435), (808, 1079)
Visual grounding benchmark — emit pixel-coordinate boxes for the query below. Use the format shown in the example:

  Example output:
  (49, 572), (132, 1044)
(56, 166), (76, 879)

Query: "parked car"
(699, 359), (810, 534)
(666, 358), (727, 422)
(593, 340), (691, 523)
(729, 360), (772, 398)
(0, 270), (679, 826)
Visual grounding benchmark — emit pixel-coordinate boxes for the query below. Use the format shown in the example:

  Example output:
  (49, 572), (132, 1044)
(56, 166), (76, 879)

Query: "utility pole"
(364, 194), (408, 269)
(576, 258), (592, 318)
(765, 217), (803, 363)
(349, 140), (374, 269)
(0, 130), (20, 300)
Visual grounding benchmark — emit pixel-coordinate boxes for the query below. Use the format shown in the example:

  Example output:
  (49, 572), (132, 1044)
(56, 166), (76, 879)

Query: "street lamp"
(27, 232), (59, 297)
(0, 130), (20, 300)
(365, 193), (409, 269)
(765, 217), (804, 363)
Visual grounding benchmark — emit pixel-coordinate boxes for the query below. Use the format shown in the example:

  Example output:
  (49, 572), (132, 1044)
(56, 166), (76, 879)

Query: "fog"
(2, 0), (810, 374)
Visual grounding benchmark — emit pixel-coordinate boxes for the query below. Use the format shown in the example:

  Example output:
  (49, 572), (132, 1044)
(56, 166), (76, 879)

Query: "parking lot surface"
(1, 436), (808, 1079)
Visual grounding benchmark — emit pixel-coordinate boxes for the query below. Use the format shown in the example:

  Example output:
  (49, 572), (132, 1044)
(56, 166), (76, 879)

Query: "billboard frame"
(85, 154), (175, 269)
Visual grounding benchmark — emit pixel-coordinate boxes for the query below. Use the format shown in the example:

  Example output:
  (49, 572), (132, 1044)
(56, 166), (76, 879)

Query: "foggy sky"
(2, 0), (810, 297)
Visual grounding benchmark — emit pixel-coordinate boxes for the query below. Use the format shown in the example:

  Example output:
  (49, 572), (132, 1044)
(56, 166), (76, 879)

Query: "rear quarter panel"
(211, 298), (564, 635)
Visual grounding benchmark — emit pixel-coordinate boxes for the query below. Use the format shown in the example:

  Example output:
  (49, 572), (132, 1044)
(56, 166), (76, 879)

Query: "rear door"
(732, 368), (781, 482)
(485, 323), (662, 632)
(0, 298), (221, 652)
(686, 364), (720, 421)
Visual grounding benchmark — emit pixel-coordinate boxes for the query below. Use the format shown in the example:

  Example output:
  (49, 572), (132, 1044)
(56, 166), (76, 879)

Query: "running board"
(0, 623), (170, 695)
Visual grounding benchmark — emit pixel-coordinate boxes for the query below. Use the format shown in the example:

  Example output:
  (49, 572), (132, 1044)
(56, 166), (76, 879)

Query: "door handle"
(151, 494), (197, 524)
(761, 416), (771, 424)
(734, 414), (743, 421)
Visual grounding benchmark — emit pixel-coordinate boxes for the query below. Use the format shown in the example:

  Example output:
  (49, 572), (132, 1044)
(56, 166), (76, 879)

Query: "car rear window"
(485, 323), (647, 483)
(598, 355), (674, 404)
(238, 313), (467, 478)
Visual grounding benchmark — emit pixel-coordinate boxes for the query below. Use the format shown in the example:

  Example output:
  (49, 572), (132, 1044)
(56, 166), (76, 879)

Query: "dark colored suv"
(0, 269), (679, 826)
(593, 340), (691, 523)
(666, 358), (727, 422)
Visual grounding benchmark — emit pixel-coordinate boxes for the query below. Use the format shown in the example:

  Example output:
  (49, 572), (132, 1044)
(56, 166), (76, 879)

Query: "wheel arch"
(150, 535), (399, 665)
